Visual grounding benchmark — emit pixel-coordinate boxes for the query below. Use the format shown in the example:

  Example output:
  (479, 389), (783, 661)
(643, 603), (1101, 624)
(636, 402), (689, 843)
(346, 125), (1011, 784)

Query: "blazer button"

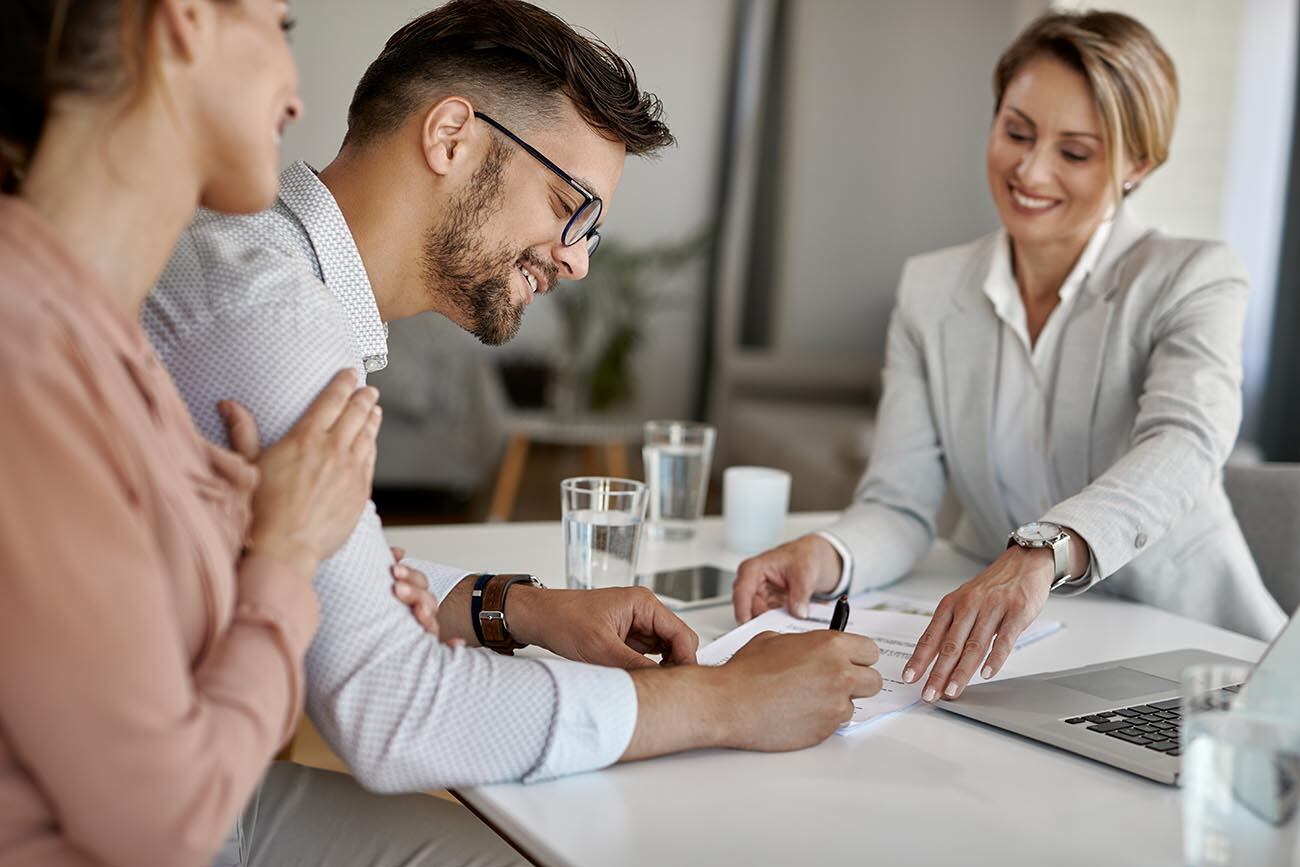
(1135, 533), (1148, 549)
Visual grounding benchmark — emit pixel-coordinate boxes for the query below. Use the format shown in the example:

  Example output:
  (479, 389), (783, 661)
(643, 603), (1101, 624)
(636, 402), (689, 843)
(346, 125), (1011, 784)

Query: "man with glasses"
(145, 1), (881, 862)
(477, 112), (604, 255)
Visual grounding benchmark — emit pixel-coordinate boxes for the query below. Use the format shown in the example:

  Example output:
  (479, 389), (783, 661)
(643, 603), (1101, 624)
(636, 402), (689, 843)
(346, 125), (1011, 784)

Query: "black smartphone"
(635, 565), (735, 610)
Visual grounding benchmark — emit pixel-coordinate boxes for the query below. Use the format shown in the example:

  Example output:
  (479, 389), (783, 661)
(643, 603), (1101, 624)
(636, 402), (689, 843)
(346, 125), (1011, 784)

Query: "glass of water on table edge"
(561, 477), (648, 590)
(1181, 663), (1300, 867)
(642, 420), (715, 541)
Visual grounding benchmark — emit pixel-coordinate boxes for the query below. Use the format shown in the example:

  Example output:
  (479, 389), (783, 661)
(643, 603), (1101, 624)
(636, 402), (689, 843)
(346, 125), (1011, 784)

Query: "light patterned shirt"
(982, 220), (1112, 533)
(143, 161), (637, 791)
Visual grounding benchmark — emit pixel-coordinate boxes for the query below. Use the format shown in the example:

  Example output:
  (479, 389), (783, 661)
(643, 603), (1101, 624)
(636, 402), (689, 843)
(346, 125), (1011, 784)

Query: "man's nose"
(553, 238), (591, 281)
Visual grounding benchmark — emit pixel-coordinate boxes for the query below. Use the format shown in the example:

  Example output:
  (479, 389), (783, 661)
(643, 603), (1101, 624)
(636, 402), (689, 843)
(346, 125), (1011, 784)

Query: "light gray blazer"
(825, 209), (1286, 640)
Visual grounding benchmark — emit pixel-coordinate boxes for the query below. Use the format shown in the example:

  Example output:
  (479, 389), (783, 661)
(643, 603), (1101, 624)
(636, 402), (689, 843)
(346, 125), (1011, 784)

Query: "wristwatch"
(1007, 521), (1074, 590)
(470, 573), (542, 655)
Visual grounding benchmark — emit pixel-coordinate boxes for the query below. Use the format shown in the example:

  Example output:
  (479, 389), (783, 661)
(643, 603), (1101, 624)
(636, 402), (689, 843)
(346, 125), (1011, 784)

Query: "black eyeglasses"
(476, 112), (602, 256)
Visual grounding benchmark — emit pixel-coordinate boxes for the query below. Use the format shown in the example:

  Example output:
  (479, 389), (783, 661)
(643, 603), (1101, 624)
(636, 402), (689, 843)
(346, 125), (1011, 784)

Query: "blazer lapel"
(940, 237), (1003, 539)
(1048, 208), (1154, 496)
(1048, 297), (1113, 496)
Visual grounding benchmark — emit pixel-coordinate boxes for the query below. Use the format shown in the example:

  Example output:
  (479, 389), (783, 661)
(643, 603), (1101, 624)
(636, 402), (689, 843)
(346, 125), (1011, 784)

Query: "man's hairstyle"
(344, 0), (674, 156)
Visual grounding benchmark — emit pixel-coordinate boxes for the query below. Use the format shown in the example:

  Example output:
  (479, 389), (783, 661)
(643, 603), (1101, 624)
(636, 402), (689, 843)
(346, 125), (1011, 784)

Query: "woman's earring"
(1123, 180), (1135, 193)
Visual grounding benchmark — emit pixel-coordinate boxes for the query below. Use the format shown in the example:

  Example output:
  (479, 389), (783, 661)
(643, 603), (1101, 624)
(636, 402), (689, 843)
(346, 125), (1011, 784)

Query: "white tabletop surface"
(386, 514), (1267, 867)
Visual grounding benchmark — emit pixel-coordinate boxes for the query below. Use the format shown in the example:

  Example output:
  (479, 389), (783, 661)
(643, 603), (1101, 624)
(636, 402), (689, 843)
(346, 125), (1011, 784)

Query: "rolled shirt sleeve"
(304, 501), (636, 791)
(146, 244), (638, 789)
(525, 660), (637, 783)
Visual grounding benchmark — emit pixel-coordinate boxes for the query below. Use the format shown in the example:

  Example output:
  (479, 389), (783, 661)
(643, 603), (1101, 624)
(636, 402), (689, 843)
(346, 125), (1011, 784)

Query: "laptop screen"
(1239, 601), (1300, 718)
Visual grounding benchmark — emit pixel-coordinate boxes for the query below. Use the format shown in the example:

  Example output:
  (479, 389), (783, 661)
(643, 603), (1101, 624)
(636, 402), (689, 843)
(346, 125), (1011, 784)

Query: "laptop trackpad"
(1048, 667), (1179, 701)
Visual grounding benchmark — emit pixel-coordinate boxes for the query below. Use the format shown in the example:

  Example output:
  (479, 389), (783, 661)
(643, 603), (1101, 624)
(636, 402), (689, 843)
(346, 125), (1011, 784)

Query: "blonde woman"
(734, 10), (1285, 702)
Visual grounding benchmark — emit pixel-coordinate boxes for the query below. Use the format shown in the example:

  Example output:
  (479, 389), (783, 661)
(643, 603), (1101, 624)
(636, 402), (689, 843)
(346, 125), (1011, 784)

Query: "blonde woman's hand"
(732, 534), (844, 623)
(902, 546), (1053, 702)
(220, 369), (381, 578)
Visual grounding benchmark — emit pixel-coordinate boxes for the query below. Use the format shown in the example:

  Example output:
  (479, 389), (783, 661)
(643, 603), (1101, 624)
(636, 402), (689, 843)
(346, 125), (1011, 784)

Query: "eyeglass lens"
(564, 198), (602, 249)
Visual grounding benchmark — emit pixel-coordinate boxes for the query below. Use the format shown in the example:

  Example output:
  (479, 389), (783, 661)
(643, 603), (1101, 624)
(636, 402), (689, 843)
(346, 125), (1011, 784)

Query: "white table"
(387, 514), (1267, 867)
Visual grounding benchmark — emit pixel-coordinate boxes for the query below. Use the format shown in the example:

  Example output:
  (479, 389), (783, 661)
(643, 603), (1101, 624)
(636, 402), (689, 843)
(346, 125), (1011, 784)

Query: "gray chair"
(1223, 462), (1300, 615)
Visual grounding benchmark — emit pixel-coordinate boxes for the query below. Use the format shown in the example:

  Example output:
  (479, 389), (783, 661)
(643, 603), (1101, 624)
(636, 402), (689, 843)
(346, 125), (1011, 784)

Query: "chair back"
(1223, 462), (1300, 615)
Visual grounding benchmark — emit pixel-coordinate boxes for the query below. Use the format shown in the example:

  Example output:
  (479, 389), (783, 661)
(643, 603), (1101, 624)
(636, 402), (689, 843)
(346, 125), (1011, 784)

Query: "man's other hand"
(511, 585), (699, 670)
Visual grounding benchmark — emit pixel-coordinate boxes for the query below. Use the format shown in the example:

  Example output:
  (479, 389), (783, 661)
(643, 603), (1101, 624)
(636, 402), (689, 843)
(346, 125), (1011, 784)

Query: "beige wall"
(1054, 0), (1245, 240)
(1053, 0), (1296, 431)
(766, 0), (1290, 412)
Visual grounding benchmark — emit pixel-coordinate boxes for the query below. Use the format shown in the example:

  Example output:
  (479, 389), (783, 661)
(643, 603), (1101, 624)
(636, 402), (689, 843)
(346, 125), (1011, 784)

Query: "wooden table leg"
(581, 444), (603, 476)
(488, 434), (530, 522)
(604, 441), (629, 479)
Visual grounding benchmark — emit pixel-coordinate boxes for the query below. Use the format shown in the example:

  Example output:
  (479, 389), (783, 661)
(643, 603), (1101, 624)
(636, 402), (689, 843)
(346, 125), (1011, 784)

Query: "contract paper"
(696, 591), (1063, 733)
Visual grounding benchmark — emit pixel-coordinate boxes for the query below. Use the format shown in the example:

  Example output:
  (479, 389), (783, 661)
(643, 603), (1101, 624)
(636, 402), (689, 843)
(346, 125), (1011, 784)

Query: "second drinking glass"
(642, 420), (716, 541)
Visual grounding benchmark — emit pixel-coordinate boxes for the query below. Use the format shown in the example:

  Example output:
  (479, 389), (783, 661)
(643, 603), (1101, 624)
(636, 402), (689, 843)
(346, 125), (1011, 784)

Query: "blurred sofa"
(368, 314), (507, 496)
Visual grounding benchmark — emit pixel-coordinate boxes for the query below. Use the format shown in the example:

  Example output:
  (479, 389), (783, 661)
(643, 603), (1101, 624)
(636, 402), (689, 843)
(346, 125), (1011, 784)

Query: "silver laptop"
(937, 609), (1299, 785)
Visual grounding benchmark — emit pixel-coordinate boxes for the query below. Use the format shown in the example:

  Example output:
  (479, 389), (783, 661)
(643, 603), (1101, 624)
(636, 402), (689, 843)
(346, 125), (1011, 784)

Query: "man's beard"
(421, 139), (525, 346)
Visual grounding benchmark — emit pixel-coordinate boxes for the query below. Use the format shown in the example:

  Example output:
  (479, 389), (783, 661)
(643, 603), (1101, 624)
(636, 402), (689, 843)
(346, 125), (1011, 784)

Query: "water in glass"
(643, 441), (710, 540)
(1182, 711), (1300, 866)
(563, 508), (643, 590)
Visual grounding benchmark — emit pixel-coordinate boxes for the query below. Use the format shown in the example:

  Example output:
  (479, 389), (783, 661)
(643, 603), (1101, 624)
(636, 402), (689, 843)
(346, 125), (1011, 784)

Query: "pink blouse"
(0, 196), (319, 866)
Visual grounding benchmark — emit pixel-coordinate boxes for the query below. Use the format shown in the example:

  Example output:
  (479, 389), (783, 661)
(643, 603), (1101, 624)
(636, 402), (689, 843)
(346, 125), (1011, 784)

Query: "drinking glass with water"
(1181, 664), (1300, 867)
(561, 477), (647, 590)
(642, 421), (715, 541)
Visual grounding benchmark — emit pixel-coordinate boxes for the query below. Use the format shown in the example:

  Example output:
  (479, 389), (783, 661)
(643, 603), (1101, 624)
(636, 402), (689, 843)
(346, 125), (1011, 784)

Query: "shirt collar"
(276, 161), (389, 373)
(982, 217), (1115, 327)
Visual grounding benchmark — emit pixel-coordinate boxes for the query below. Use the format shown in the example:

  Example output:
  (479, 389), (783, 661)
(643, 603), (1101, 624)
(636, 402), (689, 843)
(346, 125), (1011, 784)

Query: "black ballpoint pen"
(829, 593), (850, 632)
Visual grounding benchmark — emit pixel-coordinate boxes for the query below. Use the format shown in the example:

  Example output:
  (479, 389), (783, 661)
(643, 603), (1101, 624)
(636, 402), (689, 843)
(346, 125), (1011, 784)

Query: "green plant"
(552, 228), (711, 412)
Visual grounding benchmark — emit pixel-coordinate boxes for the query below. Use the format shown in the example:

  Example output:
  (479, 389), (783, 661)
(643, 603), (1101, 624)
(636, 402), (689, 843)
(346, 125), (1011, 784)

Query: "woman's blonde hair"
(994, 10), (1178, 198)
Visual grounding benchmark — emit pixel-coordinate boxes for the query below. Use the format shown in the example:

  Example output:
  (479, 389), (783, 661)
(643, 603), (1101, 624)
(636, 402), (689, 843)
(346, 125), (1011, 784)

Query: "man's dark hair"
(344, 0), (674, 156)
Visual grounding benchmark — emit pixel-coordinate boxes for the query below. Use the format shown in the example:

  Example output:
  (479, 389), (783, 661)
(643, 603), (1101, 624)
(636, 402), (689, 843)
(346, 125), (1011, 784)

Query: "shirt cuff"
(1050, 541), (1100, 597)
(523, 658), (637, 783)
(400, 556), (470, 602)
(813, 531), (853, 599)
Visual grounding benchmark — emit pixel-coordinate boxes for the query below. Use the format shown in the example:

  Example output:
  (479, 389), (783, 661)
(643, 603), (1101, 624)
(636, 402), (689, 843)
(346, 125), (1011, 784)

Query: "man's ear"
(421, 98), (476, 177)
(154, 0), (213, 66)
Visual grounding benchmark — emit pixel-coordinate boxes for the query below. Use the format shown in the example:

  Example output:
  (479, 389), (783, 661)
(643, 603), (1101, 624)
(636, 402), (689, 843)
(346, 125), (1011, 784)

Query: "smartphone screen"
(636, 565), (735, 609)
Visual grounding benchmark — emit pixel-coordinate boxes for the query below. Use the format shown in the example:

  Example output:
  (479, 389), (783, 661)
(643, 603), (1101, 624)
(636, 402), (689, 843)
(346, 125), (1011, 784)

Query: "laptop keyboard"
(1060, 686), (1241, 757)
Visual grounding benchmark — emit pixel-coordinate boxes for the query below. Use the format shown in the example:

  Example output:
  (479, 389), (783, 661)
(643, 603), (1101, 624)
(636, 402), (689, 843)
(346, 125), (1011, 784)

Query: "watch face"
(1017, 521), (1062, 543)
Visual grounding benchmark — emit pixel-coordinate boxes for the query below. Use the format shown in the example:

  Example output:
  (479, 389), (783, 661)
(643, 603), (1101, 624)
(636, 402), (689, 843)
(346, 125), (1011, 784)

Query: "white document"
(696, 591), (1063, 733)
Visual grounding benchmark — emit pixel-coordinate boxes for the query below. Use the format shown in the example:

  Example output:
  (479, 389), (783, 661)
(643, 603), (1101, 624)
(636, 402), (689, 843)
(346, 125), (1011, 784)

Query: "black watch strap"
(471, 573), (541, 655)
(469, 573), (495, 646)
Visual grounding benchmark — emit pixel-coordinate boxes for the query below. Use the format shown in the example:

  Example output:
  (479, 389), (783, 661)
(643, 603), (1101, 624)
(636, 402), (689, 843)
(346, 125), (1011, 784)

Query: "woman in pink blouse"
(0, 2), (384, 864)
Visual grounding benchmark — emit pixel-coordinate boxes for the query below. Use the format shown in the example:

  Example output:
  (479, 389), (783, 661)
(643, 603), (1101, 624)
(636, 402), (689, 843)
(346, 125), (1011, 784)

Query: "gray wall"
(279, 1), (1285, 423)
(279, 0), (734, 420)
(770, 0), (1018, 361)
